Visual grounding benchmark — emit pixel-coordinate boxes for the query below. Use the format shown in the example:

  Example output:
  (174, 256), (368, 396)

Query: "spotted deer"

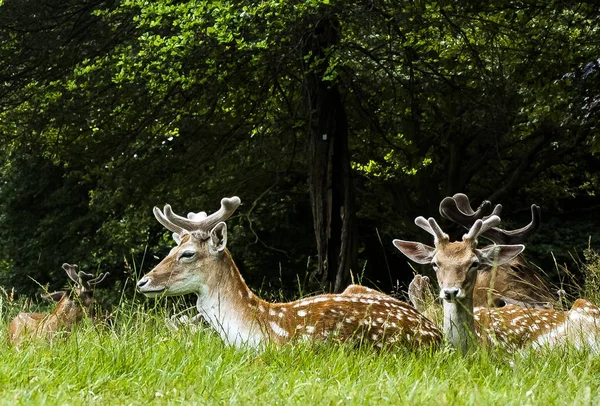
(137, 197), (441, 349)
(439, 193), (555, 308)
(8, 263), (108, 347)
(394, 213), (600, 353)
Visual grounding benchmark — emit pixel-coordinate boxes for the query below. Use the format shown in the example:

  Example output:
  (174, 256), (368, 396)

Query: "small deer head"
(393, 216), (524, 303)
(137, 197), (241, 296)
(48, 263), (109, 311)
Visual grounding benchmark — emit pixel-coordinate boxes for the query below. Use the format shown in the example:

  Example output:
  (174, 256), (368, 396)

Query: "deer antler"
(414, 217), (449, 246)
(153, 196), (241, 239)
(439, 193), (541, 244)
(78, 271), (109, 291)
(62, 263), (80, 285)
(463, 216), (502, 244)
(61, 263), (109, 291)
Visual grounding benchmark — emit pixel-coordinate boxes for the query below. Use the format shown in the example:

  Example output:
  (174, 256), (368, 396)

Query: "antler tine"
(62, 263), (80, 285)
(478, 204), (542, 245)
(414, 216), (449, 245)
(88, 272), (109, 286)
(197, 196), (241, 232)
(439, 195), (494, 227)
(463, 215), (501, 243)
(153, 206), (187, 235)
(75, 270), (108, 290)
(453, 193), (490, 216)
(187, 211), (207, 221)
(163, 196), (241, 236)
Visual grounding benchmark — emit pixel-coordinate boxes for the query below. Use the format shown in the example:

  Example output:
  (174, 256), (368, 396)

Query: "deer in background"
(137, 196), (441, 350)
(8, 263), (108, 347)
(438, 193), (555, 309)
(393, 210), (600, 353)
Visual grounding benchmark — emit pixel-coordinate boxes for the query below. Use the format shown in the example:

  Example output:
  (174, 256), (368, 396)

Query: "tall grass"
(1, 251), (600, 405)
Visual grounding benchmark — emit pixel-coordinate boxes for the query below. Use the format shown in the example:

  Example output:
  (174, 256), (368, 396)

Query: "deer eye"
(179, 250), (196, 261)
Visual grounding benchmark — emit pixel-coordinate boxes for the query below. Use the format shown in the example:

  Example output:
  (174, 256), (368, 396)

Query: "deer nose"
(442, 288), (461, 301)
(137, 278), (149, 289)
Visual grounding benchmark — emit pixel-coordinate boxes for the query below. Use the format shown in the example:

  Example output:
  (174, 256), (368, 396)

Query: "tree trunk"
(304, 17), (357, 293)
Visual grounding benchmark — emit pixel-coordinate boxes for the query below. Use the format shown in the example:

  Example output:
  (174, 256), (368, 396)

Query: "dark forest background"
(1, 0), (599, 301)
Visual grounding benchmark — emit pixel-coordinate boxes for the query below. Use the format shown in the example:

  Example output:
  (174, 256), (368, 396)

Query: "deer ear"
(393, 240), (435, 264)
(41, 291), (67, 302)
(208, 222), (228, 255)
(478, 244), (524, 266)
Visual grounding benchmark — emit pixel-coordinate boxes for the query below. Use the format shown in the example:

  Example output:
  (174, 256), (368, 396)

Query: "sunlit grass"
(1, 249), (600, 405)
(1, 295), (599, 405)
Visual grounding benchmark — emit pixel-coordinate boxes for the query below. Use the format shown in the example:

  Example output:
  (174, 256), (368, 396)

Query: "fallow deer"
(439, 193), (555, 308)
(8, 263), (108, 347)
(393, 214), (600, 354)
(137, 197), (441, 350)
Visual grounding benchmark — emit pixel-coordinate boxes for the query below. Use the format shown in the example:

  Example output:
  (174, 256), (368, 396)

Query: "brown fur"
(8, 265), (106, 347)
(9, 292), (92, 347)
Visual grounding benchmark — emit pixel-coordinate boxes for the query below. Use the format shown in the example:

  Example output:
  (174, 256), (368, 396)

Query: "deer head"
(437, 193), (555, 308)
(50, 263), (108, 306)
(394, 215), (525, 302)
(393, 215), (524, 352)
(45, 263), (109, 321)
(137, 196), (241, 297)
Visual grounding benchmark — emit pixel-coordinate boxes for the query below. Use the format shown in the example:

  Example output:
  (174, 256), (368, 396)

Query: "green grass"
(1, 248), (600, 406)
(1, 297), (599, 406)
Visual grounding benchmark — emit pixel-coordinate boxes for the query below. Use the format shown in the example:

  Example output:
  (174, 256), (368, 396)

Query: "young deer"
(8, 263), (108, 347)
(393, 214), (600, 353)
(137, 197), (441, 349)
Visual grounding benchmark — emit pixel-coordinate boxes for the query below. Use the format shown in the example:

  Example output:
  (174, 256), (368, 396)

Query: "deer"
(137, 196), (442, 350)
(8, 263), (108, 347)
(437, 193), (556, 309)
(393, 211), (600, 354)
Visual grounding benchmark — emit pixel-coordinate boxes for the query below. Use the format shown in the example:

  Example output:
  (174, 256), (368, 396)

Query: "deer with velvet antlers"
(436, 193), (555, 309)
(137, 196), (441, 350)
(8, 263), (108, 347)
(393, 197), (600, 353)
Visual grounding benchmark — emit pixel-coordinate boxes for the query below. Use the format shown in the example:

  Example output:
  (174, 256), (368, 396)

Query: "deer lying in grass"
(393, 212), (600, 353)
(137, 196), (441, 350)
(8, 263), (108, 347)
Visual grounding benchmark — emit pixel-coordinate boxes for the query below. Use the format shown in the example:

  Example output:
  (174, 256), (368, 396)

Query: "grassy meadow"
(1, 250), (600, 405)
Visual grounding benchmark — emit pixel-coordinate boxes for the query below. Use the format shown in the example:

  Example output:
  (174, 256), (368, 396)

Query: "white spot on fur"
(297, 310), (307, 317)
(269, 321), (289, 338)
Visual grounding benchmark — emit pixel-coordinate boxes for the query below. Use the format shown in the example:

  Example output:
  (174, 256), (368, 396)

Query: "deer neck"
(443, 297), (476, 354)
(196, 250), (269, 348)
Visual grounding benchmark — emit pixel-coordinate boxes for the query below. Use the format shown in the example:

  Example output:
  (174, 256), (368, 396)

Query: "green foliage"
(0, 0), (599, 295)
